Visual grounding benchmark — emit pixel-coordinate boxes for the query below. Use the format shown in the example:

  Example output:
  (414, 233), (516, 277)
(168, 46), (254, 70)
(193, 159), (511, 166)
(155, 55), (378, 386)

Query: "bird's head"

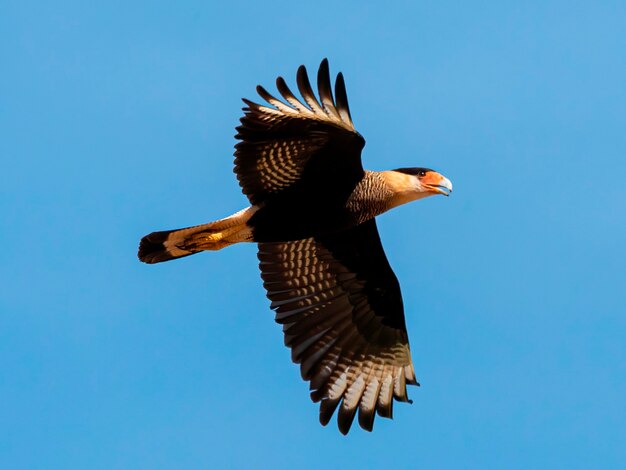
(394, 167), (453, 196)
(382, 167), (453, 208)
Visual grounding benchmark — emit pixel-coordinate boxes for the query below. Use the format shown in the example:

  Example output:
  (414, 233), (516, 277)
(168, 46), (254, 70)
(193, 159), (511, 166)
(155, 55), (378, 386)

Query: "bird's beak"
(422, 171), (453, 196)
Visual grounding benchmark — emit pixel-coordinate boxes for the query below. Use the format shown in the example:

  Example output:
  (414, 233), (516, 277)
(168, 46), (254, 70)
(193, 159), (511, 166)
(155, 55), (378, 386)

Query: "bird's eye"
(418, 170), (426, 177)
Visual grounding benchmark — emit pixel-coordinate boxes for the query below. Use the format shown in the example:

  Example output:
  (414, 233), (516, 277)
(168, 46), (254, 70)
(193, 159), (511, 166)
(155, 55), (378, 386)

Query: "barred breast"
(345, 171), (395, 225)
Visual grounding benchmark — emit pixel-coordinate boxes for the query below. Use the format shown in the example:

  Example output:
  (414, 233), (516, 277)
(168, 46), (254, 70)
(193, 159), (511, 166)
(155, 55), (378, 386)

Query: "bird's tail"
(138, 206), (258, 264)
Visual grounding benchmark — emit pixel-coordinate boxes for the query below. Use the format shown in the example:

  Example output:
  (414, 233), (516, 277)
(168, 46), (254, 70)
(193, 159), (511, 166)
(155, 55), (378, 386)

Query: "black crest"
(393, 167), (434, 176)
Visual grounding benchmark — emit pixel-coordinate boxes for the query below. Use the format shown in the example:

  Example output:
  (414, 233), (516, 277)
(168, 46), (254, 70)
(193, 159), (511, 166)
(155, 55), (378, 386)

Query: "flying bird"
(138, 59), (452, 434)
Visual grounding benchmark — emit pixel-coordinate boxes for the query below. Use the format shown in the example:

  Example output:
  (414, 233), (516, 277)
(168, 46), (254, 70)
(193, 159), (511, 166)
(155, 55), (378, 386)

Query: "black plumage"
(236, 61), (419, 433)
(137, 59), (451, 434)
(234, 60), (365, 242)
(258, 219), (418, 434)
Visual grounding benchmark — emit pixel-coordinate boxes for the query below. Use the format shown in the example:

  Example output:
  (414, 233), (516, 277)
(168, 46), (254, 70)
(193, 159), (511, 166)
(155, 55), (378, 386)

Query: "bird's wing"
(257, 219), (418, 434)
(234, 59), (366, 205)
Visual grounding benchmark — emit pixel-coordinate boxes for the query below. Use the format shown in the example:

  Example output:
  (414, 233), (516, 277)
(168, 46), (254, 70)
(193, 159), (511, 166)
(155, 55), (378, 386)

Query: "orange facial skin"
(419, 171), (453, 196)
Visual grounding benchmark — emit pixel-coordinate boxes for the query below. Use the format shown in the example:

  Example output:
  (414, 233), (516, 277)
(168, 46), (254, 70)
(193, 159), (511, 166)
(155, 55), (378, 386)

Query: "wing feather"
(256, 85), (298, 114)
(257, 219), (418, 434)
(317, 58), (341, 119)
(334, 72), (354, 127)
(338, 373), (366, 435)
(296, 64), (325, 115)
(358, 376), (382, 431)
(234, 59), (364, 204)
(276, 76), (313, 114)
(376, 369), (395, 418)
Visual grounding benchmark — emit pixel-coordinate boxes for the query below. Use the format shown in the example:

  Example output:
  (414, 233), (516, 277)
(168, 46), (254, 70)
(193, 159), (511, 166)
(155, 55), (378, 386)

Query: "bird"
(138, 59), (452, 435)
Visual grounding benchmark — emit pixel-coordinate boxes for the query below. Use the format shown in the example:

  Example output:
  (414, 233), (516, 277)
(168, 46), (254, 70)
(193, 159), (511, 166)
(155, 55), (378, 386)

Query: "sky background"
(2, 1), (625, 468)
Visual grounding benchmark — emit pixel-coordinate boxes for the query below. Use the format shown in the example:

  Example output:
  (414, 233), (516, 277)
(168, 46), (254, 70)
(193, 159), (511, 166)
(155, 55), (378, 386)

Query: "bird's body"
(249, 170), (433, 241)
(139, 59), (452, 434)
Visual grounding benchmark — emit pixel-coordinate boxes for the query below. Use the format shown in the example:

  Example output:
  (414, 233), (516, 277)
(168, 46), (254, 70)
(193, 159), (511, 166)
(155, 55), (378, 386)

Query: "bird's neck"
(346, 171), (430, 225)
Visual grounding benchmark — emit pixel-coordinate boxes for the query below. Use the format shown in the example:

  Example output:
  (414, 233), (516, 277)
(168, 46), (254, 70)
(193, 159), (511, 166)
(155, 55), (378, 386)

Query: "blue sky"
(2, 1), (625, 468)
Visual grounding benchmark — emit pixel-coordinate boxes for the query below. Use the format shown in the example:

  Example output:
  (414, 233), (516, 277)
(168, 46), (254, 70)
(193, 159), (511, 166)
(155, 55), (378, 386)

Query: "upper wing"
(257, 219), (418, 434)
(234, 59), (366, 205)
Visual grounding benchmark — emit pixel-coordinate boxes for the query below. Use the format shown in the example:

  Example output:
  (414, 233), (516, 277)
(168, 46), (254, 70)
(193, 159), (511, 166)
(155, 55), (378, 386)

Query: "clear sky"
(2, 1), (625, 468)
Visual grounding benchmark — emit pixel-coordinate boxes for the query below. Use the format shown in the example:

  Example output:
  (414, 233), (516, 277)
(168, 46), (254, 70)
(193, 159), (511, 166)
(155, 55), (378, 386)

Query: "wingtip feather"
(334, 72), (354, 127)
(317, 58), (340, 119)
(297, 63), (324, 114)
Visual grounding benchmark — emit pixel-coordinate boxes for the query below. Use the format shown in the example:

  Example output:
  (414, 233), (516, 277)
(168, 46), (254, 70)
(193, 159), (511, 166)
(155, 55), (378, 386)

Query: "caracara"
(138, 59), (452, 434)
